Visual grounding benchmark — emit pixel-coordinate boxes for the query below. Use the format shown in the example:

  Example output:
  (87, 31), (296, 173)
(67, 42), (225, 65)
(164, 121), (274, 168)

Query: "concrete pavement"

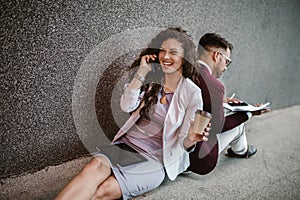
(1, 105), (300, 199)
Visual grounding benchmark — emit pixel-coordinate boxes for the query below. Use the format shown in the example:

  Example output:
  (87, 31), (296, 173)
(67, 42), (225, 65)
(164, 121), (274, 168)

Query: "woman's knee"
(93, 177), (121, 200)
(82, 157), (111, 175)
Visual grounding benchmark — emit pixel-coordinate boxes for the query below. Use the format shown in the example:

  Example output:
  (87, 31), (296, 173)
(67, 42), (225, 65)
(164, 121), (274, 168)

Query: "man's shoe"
(226, 145), (257, 158)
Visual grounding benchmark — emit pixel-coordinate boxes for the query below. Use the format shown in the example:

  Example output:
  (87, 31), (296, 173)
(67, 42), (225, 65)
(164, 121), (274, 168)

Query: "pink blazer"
(113, 77), (203, 181)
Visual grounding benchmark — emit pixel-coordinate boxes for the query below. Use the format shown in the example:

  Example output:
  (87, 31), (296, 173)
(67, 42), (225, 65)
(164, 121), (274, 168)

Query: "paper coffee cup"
(192, 110), (212, 135)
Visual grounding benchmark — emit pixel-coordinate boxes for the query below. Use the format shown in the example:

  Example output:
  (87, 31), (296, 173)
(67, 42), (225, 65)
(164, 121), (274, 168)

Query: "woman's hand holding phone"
(129, 54), (157, 89)
(138, 54), (157, 77)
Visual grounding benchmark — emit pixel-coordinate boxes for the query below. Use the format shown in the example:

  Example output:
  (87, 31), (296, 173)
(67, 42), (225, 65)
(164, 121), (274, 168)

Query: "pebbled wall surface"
(1, 0), (300, 178)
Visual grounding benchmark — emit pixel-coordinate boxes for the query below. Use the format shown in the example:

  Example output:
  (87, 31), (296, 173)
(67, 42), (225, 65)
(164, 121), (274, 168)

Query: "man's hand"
(251, 103), (271, 116)
(225, 96), (242, 104)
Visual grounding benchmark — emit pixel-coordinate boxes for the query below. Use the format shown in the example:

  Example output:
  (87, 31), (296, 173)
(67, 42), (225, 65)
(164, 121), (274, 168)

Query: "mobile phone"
(151, 63), (156, 73)
(149, 58), (159, 73)
(228, 102), (248, 106)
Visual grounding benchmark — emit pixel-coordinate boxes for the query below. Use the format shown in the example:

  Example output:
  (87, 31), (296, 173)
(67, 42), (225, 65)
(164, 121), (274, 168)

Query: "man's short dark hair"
(198, 33), (233, 56)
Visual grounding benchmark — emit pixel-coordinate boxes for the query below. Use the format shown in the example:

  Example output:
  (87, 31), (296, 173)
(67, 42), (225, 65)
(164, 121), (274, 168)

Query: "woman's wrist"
(134, 73), (145, 83)
(128, 67), (149, 89)
(137, 67), (150, 77)
(183, 136), (196, 149)
(133, 68), (149, 83)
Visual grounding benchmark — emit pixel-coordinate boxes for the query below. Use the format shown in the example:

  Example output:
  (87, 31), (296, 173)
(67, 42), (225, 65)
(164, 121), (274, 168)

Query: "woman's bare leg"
(91, 175), (122, 200)
(55, 156), (111, 200)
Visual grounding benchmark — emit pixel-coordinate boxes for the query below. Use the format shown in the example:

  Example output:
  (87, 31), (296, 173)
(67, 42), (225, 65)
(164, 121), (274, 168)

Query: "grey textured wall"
(1, 0), (300, 178)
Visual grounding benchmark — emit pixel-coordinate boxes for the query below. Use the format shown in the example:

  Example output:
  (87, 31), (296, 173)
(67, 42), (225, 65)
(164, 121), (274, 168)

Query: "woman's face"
(158, 38), (184, 75)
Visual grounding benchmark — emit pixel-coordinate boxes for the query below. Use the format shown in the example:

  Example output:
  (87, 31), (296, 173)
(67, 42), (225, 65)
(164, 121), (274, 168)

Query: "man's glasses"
(218, 52), (232, 66)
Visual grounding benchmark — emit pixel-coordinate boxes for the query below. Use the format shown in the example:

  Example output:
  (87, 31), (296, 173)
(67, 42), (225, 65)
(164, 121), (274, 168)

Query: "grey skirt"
(94, 143), (165, 200)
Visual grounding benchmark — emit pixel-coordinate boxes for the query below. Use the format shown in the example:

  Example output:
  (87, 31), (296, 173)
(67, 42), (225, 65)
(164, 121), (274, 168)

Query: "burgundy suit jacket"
(188, 64), (249, 175)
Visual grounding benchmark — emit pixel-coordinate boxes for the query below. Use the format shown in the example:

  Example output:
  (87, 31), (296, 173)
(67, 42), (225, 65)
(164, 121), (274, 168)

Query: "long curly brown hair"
(129, 27), (199, 118)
